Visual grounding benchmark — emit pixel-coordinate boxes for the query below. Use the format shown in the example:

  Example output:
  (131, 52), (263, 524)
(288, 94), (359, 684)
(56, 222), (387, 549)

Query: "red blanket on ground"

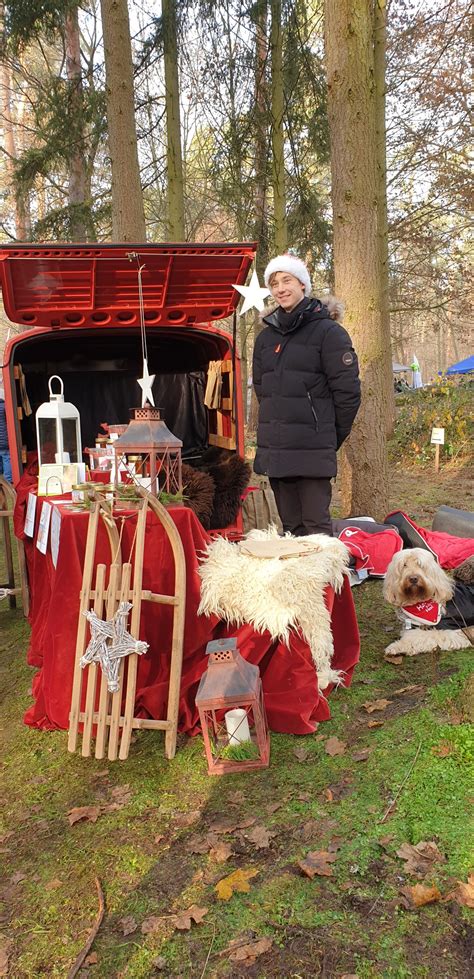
(384, 510), (474, 569)
(14, 481), (360, 736)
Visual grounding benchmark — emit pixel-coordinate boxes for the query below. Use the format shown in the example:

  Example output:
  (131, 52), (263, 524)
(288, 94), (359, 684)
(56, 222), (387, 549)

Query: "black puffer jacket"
(253, 298), (361, 478)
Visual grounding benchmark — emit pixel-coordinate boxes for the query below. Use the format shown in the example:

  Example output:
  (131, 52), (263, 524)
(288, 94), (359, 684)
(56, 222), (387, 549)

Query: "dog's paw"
(384, 639), (406, 657)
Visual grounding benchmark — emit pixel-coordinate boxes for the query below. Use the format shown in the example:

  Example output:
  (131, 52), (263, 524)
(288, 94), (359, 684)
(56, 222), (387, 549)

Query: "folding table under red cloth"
(14, 484), (360, 737)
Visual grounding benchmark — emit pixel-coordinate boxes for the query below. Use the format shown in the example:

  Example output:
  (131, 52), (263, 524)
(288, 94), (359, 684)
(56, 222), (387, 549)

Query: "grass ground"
(0, 467), (473, 979)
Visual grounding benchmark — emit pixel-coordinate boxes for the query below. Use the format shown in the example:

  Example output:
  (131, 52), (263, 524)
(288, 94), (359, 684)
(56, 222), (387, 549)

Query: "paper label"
(36, 501), (52, 554)
(50, 505), (62, 568)
(24, 493), (37, 537)
(430, 427), (445, 445)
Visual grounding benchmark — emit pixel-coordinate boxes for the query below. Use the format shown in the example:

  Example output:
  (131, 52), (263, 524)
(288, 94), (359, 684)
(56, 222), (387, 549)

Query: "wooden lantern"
(112, 405), (182, 497)
(195, 637), (270, 775)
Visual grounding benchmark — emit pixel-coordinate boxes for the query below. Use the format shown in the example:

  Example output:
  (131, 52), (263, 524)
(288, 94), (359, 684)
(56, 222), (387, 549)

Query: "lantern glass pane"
(38, 417), (57, 463)
(61, 418), (79, 461)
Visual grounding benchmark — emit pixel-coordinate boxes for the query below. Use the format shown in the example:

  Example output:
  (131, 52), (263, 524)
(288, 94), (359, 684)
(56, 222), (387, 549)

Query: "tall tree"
(270, 0), (287, 251)
(324, 0), (388, 518)
(374, 0), (394, 433)
(100, 0), (146, 241)
(162, 0), (185, 239)
(64, 5), (93, 240)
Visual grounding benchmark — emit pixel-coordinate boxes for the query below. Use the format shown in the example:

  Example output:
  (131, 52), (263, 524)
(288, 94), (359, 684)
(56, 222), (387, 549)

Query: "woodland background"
(0, 0), (472, 514)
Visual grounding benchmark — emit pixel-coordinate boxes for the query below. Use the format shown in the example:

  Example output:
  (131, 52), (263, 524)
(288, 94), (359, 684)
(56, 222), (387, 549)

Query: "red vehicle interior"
(0, 243), (255, 533)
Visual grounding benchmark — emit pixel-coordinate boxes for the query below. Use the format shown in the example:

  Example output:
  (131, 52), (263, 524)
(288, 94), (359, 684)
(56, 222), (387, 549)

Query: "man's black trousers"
(269, 476), (332, 536)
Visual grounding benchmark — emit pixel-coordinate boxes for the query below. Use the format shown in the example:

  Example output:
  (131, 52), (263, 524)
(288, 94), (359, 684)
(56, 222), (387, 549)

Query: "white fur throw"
(198, 526), (350, 689)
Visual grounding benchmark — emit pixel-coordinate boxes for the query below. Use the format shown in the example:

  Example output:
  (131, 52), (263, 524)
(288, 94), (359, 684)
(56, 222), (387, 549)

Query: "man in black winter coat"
(252, 254), (361, 536)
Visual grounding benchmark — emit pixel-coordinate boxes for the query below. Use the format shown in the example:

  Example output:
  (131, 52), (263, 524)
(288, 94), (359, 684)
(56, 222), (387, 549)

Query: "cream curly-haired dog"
(383, 548), (473, 657)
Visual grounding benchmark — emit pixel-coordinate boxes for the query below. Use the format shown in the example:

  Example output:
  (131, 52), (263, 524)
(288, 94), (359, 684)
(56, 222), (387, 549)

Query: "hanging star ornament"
(81, 602), (149, 693)
(137, 357), (156, 407)
(232, 269), (270, 315)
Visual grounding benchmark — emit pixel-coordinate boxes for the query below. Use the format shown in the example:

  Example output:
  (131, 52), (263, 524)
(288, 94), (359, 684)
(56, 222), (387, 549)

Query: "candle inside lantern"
(224, 708), (251, 745)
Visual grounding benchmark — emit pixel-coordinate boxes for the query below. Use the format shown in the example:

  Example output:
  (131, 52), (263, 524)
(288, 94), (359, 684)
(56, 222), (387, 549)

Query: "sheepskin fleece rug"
(198, 526), (350, 689)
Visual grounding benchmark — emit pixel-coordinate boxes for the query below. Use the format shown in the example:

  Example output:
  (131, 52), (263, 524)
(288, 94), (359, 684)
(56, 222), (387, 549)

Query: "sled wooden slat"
(68, 503), (102, 753)
(119, 503), (148, 759)
(81, 563), (107, 757)
(107, 562), (132, 761)
(68, 489), (186, 762)
(94, 560), (121, 759)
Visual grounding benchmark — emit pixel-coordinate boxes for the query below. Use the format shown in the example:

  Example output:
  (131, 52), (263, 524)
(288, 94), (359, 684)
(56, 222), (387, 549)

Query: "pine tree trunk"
(163, 0), (185, 240)
(100, 0), (146, 241)
(248, 0), (269, 428)
(374, 0), (395, 434)
(270, 0), (287, 252)
(64, 5), (93, 241)
(0, 31), (31, 239)
(324, 0), (388, 519)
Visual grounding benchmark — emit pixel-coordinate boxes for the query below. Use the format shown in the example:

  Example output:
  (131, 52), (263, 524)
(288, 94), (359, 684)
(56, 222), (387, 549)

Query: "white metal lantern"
(35, 375), (82, 466)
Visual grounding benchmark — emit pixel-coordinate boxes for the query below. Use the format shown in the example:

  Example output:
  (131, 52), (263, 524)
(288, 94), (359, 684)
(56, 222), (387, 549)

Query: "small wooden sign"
(430, 427), (445, 445)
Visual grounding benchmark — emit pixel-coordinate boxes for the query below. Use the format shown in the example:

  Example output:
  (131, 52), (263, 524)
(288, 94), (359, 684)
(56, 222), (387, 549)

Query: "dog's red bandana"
(401, 600), (442, 625)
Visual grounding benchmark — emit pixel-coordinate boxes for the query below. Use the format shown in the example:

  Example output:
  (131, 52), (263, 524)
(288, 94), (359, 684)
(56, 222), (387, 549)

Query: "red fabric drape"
(15, 483), (360, 736)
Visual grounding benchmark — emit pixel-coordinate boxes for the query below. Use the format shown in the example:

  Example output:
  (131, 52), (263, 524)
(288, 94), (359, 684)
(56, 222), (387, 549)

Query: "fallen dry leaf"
(172, 905), (208, 930)
(446, 874), (474, 909)
(298, 792), (311, 802)
(266, 802), (283, 814)
(154, 834), (165, 845)
(298, 850), (337, 878)
(393, 684), (424, 695)
(293, 746), (310, 762)
(353, 748), (372, 762)
(325, 736), (347, 756)
(215, 868), (258, 901)
(363, 699), (392, 713)
(141, 915), (164, 935)
(67, 805), (102, 826)
(119, 915), (137, 936)
(227, 936), (273, 964)
(327, 836), (344, 852)
(396, 840), (445, 878)
(209, 842), (233, 863)
(367, 719), (384, 728)
(399, 883), (441, 909)
(44, 878), (62, 891)
(432, 743), (452, 758)
(85, 951), (98, 965)
(378, 834), (394, 850)
(174, 810), (201, 828)
(245, 825), (274, 849)
(109, 784), (132, 805)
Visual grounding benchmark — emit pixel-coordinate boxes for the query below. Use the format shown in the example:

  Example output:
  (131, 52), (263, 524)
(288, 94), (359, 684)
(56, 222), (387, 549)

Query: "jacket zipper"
(307, 392), (319, 430)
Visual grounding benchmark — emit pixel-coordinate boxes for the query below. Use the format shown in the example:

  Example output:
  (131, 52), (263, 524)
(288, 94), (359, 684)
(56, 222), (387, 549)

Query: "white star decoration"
(232, 270), (270, 315)
(137, 358), (156, 407)
(81, 601), (149, 693)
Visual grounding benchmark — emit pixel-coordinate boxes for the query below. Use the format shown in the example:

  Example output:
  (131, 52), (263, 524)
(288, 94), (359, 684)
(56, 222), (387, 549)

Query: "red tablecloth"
(14, 480), (360, 736)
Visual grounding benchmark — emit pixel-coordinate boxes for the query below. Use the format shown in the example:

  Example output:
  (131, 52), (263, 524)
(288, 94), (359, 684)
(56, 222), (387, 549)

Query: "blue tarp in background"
(445, 355), (474, 375)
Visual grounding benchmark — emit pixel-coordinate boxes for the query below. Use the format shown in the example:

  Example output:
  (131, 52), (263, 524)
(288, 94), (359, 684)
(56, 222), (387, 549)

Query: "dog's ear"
(383, 553), (403, 605)
(429, 562), (455, 603)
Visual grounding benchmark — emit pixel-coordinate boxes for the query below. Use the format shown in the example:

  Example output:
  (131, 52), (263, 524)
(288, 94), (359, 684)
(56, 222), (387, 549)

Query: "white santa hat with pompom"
(264, 254), (312, 296)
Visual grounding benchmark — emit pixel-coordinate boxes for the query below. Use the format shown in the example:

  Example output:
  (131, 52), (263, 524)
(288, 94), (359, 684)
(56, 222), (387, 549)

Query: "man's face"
(269, 272), (305, 311)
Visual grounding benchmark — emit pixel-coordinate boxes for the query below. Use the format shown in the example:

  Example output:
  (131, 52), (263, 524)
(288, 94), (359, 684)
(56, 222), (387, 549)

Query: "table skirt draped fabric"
(13, 481), (360, 736)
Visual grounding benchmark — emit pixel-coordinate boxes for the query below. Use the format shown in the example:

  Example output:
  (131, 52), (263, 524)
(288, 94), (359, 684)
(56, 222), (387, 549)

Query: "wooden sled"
(68, 489), (186, 761)
(0, 476), (29, 616)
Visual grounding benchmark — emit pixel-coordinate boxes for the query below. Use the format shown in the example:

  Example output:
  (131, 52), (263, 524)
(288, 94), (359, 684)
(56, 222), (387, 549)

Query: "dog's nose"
(409, 575), (419, 585)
